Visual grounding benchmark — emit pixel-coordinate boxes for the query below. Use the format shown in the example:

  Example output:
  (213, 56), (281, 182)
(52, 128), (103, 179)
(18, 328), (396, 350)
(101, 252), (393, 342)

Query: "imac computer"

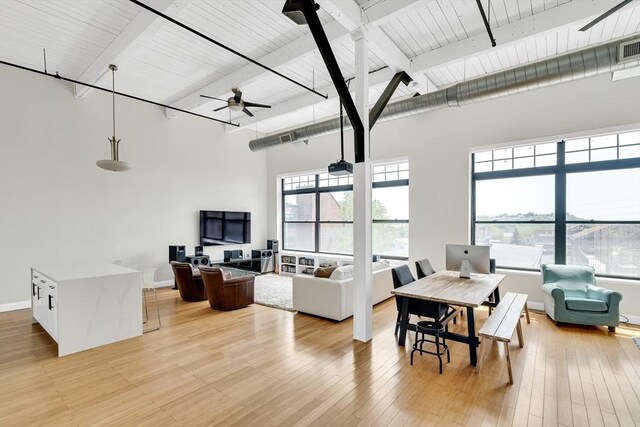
(445, 244), (491, 278)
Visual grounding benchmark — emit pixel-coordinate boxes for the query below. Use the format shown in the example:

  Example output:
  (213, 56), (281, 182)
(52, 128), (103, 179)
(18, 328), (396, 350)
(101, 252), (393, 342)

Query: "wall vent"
(279, 133), (293, 143)
(618, 38), (640, 63)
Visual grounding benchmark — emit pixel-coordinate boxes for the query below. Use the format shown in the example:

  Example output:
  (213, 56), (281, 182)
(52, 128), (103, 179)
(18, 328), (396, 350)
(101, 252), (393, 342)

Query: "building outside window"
(472, 130), (640, 279)
(281, 161), (409, 259)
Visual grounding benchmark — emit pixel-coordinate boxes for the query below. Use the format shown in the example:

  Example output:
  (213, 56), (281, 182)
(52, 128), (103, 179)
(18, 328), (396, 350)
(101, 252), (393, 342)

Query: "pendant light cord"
(112, 66), (116, 139)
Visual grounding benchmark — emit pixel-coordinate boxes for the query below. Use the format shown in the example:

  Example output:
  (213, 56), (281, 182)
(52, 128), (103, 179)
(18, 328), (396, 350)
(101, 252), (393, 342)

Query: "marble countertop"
(32, 263), (140, 282)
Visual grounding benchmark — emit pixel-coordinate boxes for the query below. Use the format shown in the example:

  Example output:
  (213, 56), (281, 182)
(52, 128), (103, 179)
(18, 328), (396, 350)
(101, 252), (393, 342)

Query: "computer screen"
(445, 244), (490, 274)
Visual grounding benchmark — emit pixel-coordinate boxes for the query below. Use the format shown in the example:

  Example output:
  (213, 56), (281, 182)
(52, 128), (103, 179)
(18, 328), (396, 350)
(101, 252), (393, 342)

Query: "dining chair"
(391, 265), (448, 335)
(142, 267), (161, 332)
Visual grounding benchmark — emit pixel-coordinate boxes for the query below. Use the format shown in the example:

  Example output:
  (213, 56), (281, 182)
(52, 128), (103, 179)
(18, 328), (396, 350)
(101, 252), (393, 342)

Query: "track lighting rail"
(0, 60), (239, 127)
(128, 0), (328, 100)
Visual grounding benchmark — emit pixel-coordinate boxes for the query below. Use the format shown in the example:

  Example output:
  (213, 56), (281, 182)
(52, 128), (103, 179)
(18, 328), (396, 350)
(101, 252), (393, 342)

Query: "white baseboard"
(0, 300), (31, 313)
(527, 301), (544, 311)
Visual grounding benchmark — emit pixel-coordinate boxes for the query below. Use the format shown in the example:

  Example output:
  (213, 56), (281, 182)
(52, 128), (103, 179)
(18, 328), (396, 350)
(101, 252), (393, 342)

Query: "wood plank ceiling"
(0, 0), (639, 134)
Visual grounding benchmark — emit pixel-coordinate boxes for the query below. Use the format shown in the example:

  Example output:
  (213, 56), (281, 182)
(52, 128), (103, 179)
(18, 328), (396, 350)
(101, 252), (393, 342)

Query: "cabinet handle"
(37, 287), (41, 300)
(32, 283), (36, 296)
(48, 295), (53, 310)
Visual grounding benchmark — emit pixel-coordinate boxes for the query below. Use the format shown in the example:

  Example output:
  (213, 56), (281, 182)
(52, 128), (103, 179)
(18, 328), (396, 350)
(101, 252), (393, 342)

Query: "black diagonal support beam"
(369, 71), (412, 130)
(476, 0), (496, 47)
(297, 0), (366, 163)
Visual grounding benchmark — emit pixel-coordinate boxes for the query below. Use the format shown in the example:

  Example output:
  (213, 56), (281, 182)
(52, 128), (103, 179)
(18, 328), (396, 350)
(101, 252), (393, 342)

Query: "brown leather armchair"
(199, 266), (254, 310)
(170, 261), (206, 302)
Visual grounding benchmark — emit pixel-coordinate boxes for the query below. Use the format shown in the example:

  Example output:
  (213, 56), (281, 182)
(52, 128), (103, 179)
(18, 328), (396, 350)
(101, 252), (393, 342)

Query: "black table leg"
(467, 306), (478, 366)
(493, 286), (501, 305)
(397, 297), (410, 346)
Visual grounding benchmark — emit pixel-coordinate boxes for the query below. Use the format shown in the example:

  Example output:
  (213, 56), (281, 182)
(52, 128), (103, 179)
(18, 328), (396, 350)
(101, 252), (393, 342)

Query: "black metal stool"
(410, 320), (450, 374)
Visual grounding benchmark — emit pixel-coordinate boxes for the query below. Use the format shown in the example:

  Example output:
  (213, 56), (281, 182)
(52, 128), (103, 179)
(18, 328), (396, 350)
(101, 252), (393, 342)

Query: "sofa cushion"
(565, 297), (608, 312)
(314, 266), (337, 278)
(330, 265), (353, 280)
(373, 260), (390, 271)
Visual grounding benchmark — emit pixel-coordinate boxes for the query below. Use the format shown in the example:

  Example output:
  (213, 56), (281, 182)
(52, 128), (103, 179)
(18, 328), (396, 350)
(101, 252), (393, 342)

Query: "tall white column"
(352, 29), (372, 342)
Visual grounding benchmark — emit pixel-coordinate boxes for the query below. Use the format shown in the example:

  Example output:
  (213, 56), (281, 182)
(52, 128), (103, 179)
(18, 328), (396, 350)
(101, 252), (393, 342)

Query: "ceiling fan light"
(228, 103), (243, 111)
(96, 159), (131, 172)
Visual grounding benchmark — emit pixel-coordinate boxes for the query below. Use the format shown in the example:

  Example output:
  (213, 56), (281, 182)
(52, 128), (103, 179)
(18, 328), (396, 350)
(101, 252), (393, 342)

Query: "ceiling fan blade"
(213, 106), (228, 112)
(579, 0), (633, 31)
(200, 95), (227, 102)
(243, 101), (271, 109)
(242, 107), (254, 117)
(234, 89), (242, 103)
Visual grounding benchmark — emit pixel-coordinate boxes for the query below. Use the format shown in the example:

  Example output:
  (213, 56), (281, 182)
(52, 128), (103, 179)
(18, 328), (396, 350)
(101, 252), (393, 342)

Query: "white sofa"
(292, 262), (394, 321)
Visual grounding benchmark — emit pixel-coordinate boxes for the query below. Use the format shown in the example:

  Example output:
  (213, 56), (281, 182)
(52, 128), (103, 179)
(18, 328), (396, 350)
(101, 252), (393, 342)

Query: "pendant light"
(97, 64), (130, 172)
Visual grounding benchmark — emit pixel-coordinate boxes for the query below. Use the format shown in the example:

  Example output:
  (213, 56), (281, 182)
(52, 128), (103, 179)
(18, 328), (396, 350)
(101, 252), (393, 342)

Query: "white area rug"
(254, 274), (294, 312)
(633, 336), (640, 351)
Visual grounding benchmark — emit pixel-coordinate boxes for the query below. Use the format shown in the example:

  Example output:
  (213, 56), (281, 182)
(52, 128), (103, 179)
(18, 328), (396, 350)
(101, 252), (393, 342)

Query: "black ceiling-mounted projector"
(328, 159), (353, 176)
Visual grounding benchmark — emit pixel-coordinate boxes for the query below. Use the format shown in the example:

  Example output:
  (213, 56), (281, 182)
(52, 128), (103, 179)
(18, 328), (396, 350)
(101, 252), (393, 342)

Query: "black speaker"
(223, 250), (243, 262)
(267, 239), (279, 253)
(489, 258), (496, 274)
(186, 255), (210, 267)
(169, 245), (186, 262)
(195, 245), (203, 256)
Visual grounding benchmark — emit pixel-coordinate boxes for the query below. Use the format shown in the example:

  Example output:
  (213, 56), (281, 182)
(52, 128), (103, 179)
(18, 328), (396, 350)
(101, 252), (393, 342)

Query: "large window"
(472, 131), (640, 279)
(282, 161), (409, 259)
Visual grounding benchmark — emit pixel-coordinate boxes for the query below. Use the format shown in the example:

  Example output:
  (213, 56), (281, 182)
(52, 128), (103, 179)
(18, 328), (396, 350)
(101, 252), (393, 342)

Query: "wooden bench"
(476, 292), (530, 384)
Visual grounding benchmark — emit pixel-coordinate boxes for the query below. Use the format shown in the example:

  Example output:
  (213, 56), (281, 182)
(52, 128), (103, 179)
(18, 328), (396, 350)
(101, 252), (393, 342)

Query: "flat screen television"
(199, 210), (251, 246)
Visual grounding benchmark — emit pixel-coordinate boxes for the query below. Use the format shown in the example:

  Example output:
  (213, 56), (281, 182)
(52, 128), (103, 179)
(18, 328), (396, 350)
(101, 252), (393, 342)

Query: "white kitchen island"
(31, 263), (142, 357)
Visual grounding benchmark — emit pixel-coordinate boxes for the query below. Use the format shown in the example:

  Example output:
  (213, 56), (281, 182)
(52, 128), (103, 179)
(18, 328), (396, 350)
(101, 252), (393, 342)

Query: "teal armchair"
(541, 264), (622, 331)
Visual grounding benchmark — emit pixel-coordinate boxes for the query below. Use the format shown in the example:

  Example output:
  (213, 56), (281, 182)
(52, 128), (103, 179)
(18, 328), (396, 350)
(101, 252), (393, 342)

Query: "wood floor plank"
(1, 289), (638, 427)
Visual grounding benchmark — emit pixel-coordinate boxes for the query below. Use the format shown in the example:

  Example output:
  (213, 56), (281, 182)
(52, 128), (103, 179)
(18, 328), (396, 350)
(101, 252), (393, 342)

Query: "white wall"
(265, 73), (640, 320)
(0, 65), (267, 306)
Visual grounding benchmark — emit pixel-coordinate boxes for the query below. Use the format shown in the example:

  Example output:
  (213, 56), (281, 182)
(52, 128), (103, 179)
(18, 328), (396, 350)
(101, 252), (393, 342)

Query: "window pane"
(319, 223), (353, 254)
(590, 147), (617, 162)
(567, 224), (640, 278)
(372, 186), (409, 220)
(284, 194), (315, 221)
(513, 157), (534, 169)
(398, 170), (409, 180)
(385, 163), (398, 172)
(475, 224), (555, 269)
(493, 148), (512, 160)
(566, 138), (589, 152)
(567, 168), (640, 221)
(620, 145), (640, 159)
(536, 142), (557, 155)
(283, 223), (315, 252)
(399, 162), (409, 171)
(373, 173), (385, 183)
(535, 154), (556, 166)
(475, 151), (492, 162)
(320, 191), (352, 221)
(373, 223), (408, 258)
(475, 161), (492, 173)
(476, 175), (555, 221)
(373, 165), (385, 174)
(493, 159), (512, 171)
(385, 171), (398, 181)
(619, 131), (640, 146)
(590, 134), (617, 149)
(514, 146), (534, 157)
(566, 151), (589, 164)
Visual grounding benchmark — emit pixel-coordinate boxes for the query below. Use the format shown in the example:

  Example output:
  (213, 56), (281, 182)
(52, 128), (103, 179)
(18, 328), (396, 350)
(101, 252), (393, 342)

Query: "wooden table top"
(391, 270), (506, 308)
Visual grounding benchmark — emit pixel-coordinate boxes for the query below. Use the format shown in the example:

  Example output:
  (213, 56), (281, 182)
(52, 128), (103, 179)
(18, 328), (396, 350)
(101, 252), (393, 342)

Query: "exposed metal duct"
(249, 38), (640, 152)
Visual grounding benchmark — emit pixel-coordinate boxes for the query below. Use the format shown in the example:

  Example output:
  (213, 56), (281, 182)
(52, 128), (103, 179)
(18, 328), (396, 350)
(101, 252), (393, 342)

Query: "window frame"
(281, 168), (409, 260)
(472, 139), (640, 280)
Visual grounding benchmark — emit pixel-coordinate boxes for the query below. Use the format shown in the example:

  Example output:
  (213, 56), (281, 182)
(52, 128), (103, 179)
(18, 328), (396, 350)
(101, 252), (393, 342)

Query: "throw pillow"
(314, 266), (337, 278)
(329, 265), (354, 280)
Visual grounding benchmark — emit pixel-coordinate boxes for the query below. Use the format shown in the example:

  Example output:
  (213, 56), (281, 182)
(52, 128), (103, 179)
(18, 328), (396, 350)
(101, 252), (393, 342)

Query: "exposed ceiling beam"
(165, 0), (425, 118)
(411, 0), (619, 74)
(317, 0), (435, 93)
(165, 19), (347, 118)
(74, 0), (187, 98)
(227, 67), (399, 132)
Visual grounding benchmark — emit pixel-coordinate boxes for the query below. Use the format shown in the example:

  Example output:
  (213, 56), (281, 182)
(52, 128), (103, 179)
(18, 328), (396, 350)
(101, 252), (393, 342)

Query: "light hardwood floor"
(1, 288), (639, 426)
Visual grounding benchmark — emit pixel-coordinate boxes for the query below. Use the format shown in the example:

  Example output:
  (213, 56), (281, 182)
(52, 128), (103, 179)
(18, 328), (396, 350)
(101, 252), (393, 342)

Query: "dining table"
(391, 269), (505, 366)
